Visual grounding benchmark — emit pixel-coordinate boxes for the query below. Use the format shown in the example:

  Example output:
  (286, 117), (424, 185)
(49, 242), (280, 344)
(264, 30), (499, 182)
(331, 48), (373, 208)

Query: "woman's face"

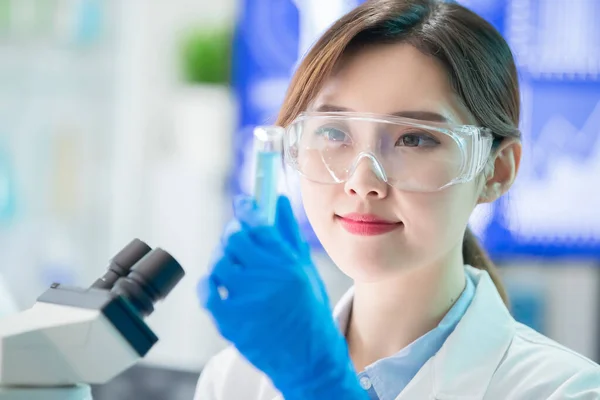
(300, 43), (485, 282)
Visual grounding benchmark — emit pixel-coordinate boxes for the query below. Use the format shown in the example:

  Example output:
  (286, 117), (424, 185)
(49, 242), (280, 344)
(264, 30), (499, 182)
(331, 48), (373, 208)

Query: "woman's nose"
(344, 155), (389, 199)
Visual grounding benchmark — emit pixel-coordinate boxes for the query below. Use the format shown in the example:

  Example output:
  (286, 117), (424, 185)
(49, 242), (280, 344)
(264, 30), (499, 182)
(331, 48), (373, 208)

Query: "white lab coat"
(194, 266), (600, 399)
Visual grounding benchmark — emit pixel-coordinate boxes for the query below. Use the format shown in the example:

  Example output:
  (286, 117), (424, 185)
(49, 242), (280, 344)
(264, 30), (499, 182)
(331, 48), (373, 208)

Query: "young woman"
(195, 1), (600, 399)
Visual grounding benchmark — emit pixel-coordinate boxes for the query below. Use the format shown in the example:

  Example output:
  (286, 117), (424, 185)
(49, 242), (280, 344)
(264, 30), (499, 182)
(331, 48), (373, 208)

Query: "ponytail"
(463, 228), (510, 307)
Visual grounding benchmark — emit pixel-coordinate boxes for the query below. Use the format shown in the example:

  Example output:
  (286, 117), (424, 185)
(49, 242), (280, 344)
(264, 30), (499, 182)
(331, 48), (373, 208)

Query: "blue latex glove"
(198, 195), (367, 400)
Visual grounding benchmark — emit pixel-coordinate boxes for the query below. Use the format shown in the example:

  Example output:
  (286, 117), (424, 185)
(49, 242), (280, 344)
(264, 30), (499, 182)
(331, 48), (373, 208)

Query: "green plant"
(180, 26), (232, 85)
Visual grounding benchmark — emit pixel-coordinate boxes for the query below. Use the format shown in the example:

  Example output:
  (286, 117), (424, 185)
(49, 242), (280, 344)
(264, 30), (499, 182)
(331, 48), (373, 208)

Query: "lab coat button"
(359, 376), (372, 390)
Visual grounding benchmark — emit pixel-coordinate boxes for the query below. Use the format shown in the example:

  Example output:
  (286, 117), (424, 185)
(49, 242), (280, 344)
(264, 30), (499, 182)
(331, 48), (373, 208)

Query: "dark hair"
(277, 0), (521, 305)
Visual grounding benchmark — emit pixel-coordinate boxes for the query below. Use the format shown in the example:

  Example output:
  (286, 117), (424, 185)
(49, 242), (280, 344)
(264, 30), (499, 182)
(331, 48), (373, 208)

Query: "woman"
(195, 0), (600, 399)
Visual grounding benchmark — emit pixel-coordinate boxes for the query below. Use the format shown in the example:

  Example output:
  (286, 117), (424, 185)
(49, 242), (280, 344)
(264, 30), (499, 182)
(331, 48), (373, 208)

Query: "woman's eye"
(315, 127), (348, 142)
(396, 133), (439, 148)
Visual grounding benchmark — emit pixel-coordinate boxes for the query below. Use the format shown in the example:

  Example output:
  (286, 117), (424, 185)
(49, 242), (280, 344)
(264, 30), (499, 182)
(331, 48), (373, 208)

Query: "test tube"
(252, 125), (284, 225)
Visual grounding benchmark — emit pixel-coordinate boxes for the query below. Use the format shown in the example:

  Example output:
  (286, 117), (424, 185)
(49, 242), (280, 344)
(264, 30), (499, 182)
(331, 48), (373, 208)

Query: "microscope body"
(0, 240), (184, 400)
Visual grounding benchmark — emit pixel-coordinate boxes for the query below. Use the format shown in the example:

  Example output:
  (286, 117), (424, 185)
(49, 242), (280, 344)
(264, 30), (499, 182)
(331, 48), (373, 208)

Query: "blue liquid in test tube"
(252, 126), (284, 225)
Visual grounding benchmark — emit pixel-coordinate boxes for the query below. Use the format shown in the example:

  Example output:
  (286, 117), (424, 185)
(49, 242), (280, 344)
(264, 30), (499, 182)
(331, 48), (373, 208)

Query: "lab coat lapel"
(395, 267), (516, 399)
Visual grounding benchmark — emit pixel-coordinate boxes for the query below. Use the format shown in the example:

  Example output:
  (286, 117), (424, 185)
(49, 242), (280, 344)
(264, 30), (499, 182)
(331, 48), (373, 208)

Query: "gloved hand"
(198, 195), (367, 400)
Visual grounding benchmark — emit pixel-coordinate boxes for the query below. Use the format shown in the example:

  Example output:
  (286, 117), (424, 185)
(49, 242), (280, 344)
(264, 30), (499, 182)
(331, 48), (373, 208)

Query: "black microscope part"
(111, 248), (185, 317)
(90, 238), (152, 290)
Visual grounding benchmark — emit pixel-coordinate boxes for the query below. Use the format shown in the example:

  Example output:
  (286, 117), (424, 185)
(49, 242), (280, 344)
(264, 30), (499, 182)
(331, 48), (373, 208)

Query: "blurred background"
(0, 0), (598, 399)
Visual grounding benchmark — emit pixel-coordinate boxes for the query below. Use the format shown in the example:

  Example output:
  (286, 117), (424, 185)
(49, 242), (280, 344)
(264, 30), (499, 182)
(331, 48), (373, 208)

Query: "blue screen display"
(231, 0), (600, 259)
(470, 0), (600, 259)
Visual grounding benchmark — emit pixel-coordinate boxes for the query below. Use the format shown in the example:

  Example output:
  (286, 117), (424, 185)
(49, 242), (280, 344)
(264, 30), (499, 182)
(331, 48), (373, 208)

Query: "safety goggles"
(283, 111), (494, 192)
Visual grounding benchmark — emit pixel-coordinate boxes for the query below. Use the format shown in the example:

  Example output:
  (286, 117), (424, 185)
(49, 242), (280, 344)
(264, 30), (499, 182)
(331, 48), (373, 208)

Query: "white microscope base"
(0, 384), (92, 400)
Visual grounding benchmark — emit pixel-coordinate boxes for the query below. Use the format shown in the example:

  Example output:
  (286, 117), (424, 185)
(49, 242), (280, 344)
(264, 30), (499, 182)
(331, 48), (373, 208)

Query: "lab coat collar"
(333, 266), (516, 399)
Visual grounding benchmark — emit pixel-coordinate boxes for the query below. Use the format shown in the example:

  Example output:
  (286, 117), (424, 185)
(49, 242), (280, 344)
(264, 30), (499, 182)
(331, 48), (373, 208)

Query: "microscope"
(0, 239), (185, 400)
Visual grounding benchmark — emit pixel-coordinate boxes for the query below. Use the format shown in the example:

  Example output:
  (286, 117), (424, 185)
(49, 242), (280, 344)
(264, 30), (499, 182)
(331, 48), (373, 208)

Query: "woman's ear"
(478, 138), (522, 204)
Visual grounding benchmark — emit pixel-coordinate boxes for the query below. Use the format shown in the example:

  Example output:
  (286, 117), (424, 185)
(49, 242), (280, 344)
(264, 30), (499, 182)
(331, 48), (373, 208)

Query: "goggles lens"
(284, 112), (492, 192)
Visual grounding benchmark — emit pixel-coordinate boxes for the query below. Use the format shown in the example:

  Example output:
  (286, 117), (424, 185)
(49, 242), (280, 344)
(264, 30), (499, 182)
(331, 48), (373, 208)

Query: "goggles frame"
(283, 111), (495, 192)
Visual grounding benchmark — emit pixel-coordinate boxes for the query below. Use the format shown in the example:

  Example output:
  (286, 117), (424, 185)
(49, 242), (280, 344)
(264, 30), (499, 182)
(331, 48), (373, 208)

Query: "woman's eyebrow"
(314, 104), (449, 123)
(391, 110), (449, 123)
(314, 104), (353, 113)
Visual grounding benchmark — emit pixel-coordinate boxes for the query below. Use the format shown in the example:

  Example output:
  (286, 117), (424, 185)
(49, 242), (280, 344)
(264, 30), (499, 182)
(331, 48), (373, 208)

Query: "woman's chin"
(330, 247), (416, 282)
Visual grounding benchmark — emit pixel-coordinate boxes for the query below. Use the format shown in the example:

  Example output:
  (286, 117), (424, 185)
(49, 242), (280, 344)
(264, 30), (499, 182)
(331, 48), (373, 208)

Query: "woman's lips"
(336, 213), (403, 236)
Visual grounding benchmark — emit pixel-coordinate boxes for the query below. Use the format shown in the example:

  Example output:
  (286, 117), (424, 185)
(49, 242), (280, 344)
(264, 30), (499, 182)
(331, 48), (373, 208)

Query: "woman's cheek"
(402, 185), (477, 243)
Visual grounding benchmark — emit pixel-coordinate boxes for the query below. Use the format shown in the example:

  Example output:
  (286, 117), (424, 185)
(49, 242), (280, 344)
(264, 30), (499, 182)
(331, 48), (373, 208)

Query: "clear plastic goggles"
(283, 112), (494, 192)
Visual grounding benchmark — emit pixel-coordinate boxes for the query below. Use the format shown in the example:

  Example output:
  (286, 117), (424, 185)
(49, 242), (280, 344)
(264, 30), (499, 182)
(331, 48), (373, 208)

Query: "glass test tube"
(252, 126), (284, 225)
